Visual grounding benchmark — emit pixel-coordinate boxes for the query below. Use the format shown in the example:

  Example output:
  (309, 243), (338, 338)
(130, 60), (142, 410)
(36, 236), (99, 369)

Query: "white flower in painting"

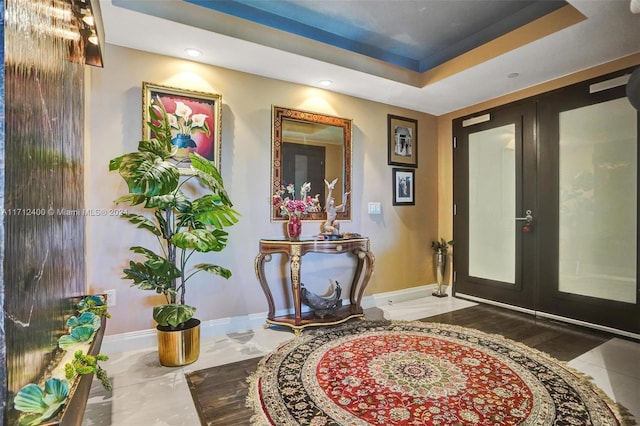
(167, 114), (178, 128)
(174, 101), (192, 119)
(191, 113), (207, 128)
(164, 99), (211, 137)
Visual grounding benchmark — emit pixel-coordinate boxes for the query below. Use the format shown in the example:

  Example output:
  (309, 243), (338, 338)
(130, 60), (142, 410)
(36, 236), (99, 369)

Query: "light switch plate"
(368, 202), (382, 215)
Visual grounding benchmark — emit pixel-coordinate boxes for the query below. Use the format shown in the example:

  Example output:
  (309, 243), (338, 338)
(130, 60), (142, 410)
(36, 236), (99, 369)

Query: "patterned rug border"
(246, 320), (637, 426)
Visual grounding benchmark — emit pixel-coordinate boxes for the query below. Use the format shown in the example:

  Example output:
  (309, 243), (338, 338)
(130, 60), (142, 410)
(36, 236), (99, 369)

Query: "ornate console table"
(254, 236), (375, 335)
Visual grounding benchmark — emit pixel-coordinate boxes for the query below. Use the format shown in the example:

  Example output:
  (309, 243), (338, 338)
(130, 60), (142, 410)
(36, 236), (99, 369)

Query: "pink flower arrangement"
(273, 182), (317, 217)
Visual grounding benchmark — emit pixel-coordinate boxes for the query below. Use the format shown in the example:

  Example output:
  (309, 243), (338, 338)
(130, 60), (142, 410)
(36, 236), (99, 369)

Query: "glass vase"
(287, 215), (302, 241)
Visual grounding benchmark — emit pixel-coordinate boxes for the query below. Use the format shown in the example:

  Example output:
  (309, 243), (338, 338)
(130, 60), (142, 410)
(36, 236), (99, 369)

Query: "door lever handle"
(515, 210), (533, 225)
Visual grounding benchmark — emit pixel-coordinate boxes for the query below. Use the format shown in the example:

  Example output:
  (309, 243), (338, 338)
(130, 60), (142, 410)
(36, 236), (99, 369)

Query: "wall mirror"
(271, 105), (352, 222)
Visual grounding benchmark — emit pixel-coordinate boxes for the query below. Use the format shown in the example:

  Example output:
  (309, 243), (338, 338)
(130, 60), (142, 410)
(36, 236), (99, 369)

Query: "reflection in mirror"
(272, 106), (352, 221)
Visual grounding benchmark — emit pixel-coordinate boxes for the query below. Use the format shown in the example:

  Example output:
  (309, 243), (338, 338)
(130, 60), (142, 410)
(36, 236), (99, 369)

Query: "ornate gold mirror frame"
(271, 105), (352, 222)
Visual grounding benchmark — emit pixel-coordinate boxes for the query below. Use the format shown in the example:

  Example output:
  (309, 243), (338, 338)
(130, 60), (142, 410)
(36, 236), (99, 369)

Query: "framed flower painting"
(142, 82), (222, 172)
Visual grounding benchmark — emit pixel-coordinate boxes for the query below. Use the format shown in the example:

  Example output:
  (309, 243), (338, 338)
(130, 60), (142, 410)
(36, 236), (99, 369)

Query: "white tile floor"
(82, 296), (640, 425)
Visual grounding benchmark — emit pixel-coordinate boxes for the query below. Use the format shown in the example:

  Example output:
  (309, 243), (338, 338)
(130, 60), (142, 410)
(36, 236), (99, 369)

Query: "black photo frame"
(387, 114), (418, 168)
(392, 168), (415, 206)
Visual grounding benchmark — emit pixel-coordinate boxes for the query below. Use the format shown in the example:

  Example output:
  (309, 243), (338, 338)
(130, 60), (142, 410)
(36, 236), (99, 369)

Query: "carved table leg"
(355, 251), (375, 308)
(290, 245), (302, 324)
(254, 253), (275, 319)
(350, 250), (376, 309)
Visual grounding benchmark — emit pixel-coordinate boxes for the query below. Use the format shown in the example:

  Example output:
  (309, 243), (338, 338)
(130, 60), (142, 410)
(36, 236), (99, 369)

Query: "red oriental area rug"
(247, 321), (636, 425)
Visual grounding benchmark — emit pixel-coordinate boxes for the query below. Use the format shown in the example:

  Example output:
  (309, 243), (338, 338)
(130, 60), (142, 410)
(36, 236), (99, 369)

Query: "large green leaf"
(77, 295), (104, 310)
(43, 378), (70, 402)
(148, 97), (175, 153)
(123, 248), (180, 295)
(58, 335), (81, 350)
(129, 246), (171, 270)
(138, 138), (174, 159)
(194, 263), (232, 279)
(154, 210), (169, 240)
(145, 191), (191, 212)
(171, 229), (228, 252)
(153, 304), (196, 327)
(191, 195), (240, 229)
(116, 151), (179, 196)
(123, 261), (177, 296)
(66, 312), (101, 331)
(175, 214), (207, 232)
(113, 193), (147, 207)
(76, 295), (110, 319)
(58, 325), (96, 350)
(189, 153), (234, 206)
(14, 384), (47, 414)
(14, 378), (69, 424)
(108, 155), (123, 172)
(70, 326), (95, 342)
(122, 213), (162, 237)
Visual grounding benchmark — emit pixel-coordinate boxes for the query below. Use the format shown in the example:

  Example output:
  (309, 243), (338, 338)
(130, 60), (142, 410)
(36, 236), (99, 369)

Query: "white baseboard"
(365, 284), (439, 308)
(101, 284), (439, 355)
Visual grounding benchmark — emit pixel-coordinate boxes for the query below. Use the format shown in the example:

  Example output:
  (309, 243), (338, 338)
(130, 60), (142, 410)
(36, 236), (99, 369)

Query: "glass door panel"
(469, 124), (516, 283)
(558, 98), (637, 303)
(457, 68), (640, 335)
(453, 103), (536, 309)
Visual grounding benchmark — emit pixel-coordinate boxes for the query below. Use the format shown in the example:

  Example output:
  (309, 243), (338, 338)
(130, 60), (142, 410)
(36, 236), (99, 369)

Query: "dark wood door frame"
(453, 102), (537, 310)
(536, 70), (640, 334)
(453, 67), (640, 336)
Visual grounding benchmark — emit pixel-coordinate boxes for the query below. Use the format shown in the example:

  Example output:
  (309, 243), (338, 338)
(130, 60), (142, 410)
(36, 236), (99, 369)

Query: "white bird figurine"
(324, 178), (338, 191)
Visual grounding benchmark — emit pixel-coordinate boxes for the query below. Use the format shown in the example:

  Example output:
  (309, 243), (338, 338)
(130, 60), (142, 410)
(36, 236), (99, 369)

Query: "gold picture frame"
(142, 82), (222, 172)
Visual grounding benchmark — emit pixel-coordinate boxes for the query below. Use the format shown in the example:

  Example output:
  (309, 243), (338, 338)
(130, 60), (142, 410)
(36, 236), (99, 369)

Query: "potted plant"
(109, 98), (239, 366)
(431, 238), (454, 297)
(12, 295), (110, 426)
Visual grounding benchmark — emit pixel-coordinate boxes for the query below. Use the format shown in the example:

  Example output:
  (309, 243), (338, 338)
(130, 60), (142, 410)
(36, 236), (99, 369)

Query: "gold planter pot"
(156, 318), (201, 367)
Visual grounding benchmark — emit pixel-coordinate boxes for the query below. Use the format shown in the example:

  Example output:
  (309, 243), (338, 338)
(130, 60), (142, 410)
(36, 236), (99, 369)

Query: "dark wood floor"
(186, 303), (614, 426)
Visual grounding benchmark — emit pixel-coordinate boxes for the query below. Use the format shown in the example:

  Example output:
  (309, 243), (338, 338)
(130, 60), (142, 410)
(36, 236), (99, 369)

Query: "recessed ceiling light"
(185, 48), (202, 58)
(318, 79), (333, 86)
(507, 72), (520, 79)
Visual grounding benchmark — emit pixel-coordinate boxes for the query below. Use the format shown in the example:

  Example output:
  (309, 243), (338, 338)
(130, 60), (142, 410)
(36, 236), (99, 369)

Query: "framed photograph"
(142, 82), (222, 171)
(387, 114), (418, 168)
(392, 168), (415, 206)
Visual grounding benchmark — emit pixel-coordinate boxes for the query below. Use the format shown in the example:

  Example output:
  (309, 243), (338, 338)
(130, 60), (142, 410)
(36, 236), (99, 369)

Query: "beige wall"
(87, 44), (439, 335)
(436, 53), (640, 248)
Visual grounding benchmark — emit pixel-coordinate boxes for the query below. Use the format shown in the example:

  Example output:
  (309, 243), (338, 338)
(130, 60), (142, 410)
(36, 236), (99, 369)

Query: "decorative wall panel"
(0, 1), (6, 423)
(3, 0), (85, 420)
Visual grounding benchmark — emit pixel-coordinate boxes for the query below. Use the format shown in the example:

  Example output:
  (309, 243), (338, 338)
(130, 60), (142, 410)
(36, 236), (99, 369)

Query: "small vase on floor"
(433, 249), (448, 297)
(287, 215), (302, 241)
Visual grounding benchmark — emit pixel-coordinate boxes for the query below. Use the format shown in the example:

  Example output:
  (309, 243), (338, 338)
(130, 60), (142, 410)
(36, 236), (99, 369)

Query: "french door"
(453, 102), (537, 309)
(453, 68), (640, 335)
